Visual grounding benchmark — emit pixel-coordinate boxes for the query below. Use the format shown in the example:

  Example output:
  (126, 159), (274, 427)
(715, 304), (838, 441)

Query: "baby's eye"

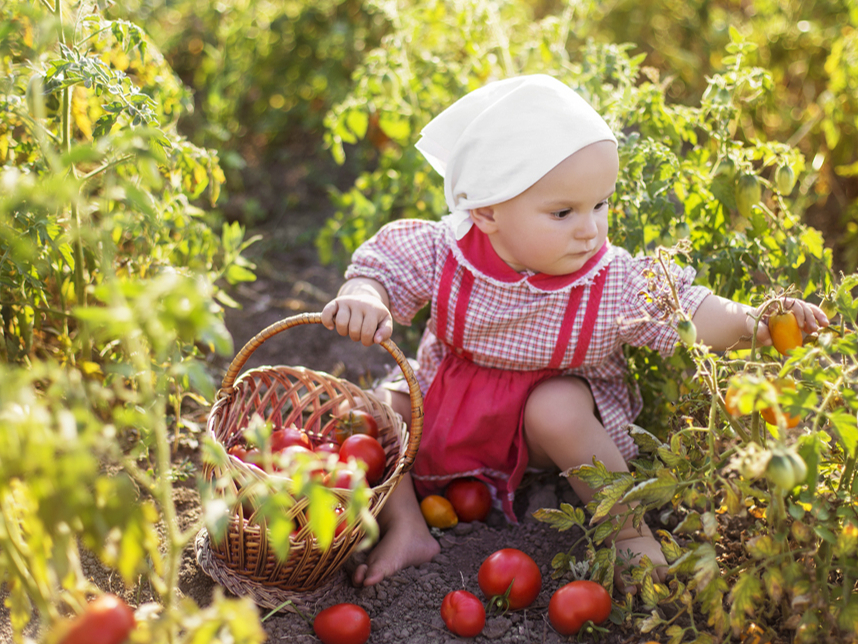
(552, 209), (572, 219)
(595, 200), (609, 210)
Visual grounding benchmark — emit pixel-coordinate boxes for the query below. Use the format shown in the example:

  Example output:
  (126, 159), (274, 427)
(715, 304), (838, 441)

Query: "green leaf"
(592, 476), (635, 521)
(828, 408), (858, 457)
(628, 424), (665, 453)
(674, 511), (703, 534)
(729, 572), (763, 631)
(622, 469), (678, 507)
(763, 567), (784, 603)
(531, 503), (585, 531)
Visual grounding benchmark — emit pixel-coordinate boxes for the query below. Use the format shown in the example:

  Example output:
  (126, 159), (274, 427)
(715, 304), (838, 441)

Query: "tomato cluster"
(418, 477), (493, 529)
(436, 548), (614, 639)
(226, 411), (387, 486)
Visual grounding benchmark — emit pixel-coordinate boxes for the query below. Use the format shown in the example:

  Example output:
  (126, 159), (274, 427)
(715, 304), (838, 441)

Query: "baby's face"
(481, 141), (618, 276)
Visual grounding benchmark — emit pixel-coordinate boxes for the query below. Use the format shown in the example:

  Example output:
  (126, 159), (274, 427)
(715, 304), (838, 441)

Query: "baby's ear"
(470, 207), (498, 233)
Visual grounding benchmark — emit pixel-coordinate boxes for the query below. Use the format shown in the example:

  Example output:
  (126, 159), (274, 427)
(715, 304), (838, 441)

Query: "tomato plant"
(440, 590), (485, 638)
(445, 478), (492, 523)
(420, 495), (458, 529)
(313, 603), (371, 644)
(59, 594), (136, 644)
(548, 581), (612, 636)
(768, 309), (803, 356)
(333, 410), (379, 444)
(338, 434), (386, 485)
(478, 548), (542, 611)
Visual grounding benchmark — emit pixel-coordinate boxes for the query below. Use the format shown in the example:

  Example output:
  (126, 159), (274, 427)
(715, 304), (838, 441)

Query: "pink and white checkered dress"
(345, 217), (710, 519)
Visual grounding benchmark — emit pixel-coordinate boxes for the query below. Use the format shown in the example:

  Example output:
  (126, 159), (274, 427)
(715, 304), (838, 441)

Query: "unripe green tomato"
(785, 450), (807, 486)
(791, 520), (813, 544)
(735, 173), (761, 218)
(775, 164), (796, 195)
(675, 222), (691, 238)
(714, 157), (736, 178)
(766, 452), (797, 490)
(677, 320), (697, 346)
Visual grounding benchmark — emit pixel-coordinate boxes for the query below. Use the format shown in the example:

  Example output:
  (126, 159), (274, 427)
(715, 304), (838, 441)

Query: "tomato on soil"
(440, 590), (485, 637)
(338, 434), (386, 485)
(59, 594), (136, 644)
(478, 548), (542, 610)
(548, 580), (612, 636)
(333, 409), (379, 444)
(313, 603), (371, 644)
(445, 478), (491, 522)
(768, 310), (803, 356)
(420, 495), (458, 529)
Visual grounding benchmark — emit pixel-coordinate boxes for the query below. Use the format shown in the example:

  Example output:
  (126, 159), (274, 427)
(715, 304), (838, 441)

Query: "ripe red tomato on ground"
(333, 409), (379, 444)
(440, 590), (486, 637)
(313, 603), (371, 644)
(548, 580), (612, 636)
(338, 434), (386, 485)
(478, 548), (542, 610)
(59, 594), (136, 644)
(445, 478), (492, 522)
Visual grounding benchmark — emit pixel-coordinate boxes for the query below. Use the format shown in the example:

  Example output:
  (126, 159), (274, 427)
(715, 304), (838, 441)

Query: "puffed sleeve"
(617, 252), (711, 355)
(344, 219), (444, 325)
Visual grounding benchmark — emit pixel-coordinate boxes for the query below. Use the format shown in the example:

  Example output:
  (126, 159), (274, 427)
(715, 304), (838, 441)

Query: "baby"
(321, 75), (828, 593)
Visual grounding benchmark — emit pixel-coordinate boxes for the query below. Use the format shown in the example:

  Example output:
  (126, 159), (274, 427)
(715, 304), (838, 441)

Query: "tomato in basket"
(333, 409), (379, 444)
(338, 434), (386, 485)
(270, 425), (311, 452)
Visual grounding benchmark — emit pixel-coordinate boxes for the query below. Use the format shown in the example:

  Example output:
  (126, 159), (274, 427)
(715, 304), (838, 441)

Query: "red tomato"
(227, 444), (249, 461)
(314, 441), (341, 456)
(334, 409), (380, 444)
(270, 426), (310, 452)
(59, 594), (136, 644)
(548, 580), (612, 636)
(338, 434), (386, 485)
(440, 590), (485, 637)
(478, 548), (542, 610)
(326, 467), (363, 489)
(445, 478), (492, 522)
(313, 603), (371, 644)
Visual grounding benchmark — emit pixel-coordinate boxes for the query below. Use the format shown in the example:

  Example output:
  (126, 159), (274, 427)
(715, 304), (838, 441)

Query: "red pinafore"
(410, 242), (609, 522)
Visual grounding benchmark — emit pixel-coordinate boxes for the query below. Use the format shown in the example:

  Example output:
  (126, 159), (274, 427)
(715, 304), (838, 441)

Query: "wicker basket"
(196, 313), (423, 605)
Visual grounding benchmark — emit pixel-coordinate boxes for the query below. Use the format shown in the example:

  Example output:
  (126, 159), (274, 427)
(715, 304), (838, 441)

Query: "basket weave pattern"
(199, 313), (423, 596)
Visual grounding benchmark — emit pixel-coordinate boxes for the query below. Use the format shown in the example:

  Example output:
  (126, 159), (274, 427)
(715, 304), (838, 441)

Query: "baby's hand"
(748, 298), (830, 346)
(321, 293), (393, 346)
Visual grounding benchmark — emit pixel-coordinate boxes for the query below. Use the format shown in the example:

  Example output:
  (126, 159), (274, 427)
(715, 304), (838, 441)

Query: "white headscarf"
(415, 74), (617, 239)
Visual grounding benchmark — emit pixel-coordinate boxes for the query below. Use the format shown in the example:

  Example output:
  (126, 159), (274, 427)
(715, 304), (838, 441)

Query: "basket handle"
(217, 312), (424, 470)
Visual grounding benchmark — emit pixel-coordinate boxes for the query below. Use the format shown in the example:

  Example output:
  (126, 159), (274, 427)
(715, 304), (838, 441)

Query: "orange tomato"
(768, 310), (803, 356)
(725, 379), (742, 417)
(760, 379), (802, 428)
(420, 495), (458, 529)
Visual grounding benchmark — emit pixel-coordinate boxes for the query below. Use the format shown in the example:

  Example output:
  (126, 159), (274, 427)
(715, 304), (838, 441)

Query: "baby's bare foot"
(611, 524), (668, 594)
(352, 519), (440, 586)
